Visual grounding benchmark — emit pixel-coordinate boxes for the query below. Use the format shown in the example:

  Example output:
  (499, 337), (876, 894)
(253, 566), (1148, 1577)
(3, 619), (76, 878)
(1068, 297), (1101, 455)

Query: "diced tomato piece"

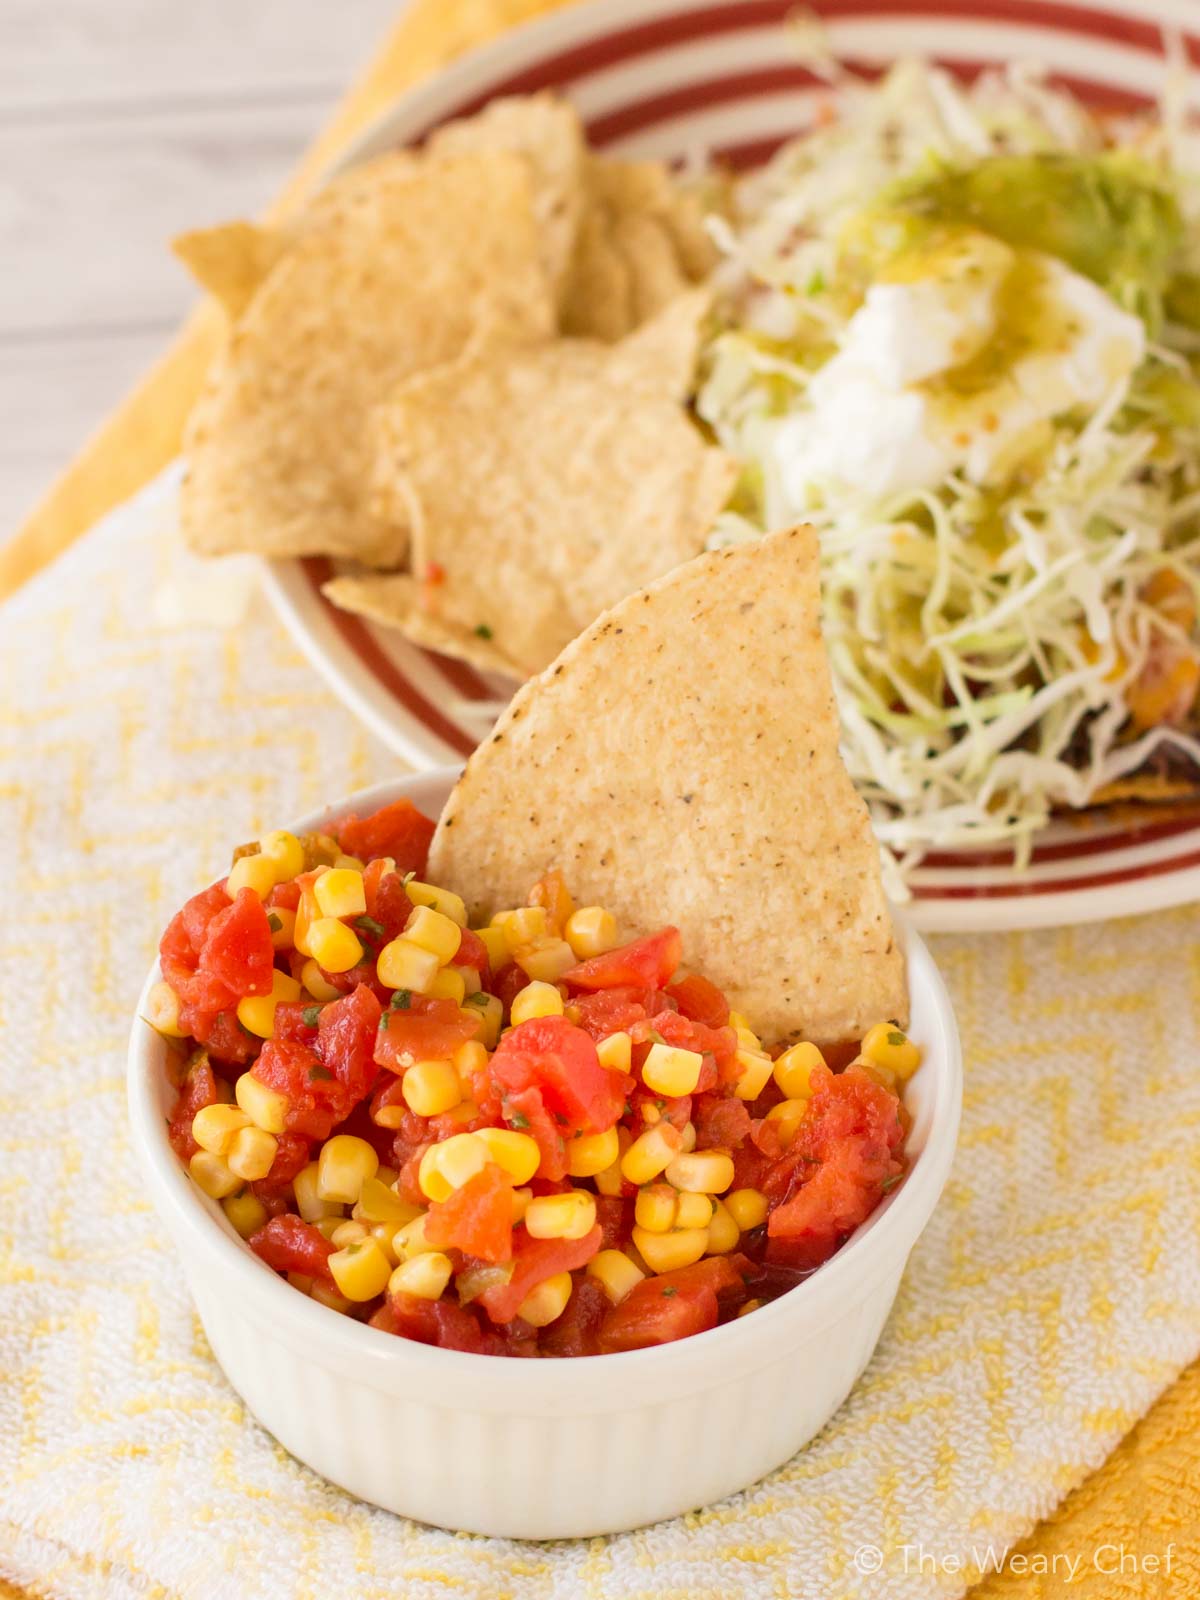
(181, 883), (233, 951)
(374, 994), (479, 1074)
(273, 1000), (320, 1044)
(167, 1054), (218, 1160)
(249, 1214), (335, 1283)
(425, 1163), (512, 1263)
(539, 1278), (609, 1357)
(597, 1279), (718, 1352)
(430, 1300), (506, 1355)
(570, 986), (663, 1041)
(593, 1194), (629, 1251)
(491, 962), (530, 1014)
(504, 1084), (568, 1180)
(160, 884), (239, 1036)
(692, 1094), (752, 1152)
(366, 869), (415, 943)
(633, 1010), (737, 1079)
(564, 927), (682, 992)
(527, 870), (574, 935)
(489, 1017), (625, 1140)
(455, 927), (491, 986)
(196, 1008), (260, 1067)
(478, 1225), (602, 1324)
(335, 799), (435, 872)
(200, 888), (275, 998)
(252, 1131), (311, 1193)
(251, 1038), (349, 1141)
(665, 973), (730, 1029)
(626, 1087), (691, 1140)
(267, 879), (301, 912)
(316, 984), (381, 1103)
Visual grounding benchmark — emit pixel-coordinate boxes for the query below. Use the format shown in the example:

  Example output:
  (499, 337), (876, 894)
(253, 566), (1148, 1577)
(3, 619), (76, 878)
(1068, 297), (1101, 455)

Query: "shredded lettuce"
(699, 58), (1200, 882)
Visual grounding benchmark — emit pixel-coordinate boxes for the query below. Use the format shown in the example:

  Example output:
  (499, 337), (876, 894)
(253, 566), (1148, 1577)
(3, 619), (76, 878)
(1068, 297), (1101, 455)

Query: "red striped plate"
(261, 0), (1200, 932)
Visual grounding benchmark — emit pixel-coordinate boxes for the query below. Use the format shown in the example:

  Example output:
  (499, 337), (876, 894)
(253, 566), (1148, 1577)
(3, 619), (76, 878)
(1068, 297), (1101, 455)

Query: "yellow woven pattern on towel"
(2, 467), (1200, 1600)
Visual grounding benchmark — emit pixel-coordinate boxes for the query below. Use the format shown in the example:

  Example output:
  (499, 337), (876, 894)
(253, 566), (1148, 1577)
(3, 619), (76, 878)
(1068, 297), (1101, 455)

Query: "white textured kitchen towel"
(2, 470), (1200, 1600)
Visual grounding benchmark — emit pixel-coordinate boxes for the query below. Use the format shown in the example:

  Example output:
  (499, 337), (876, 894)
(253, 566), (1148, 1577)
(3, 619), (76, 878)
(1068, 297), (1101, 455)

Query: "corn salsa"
(150, 798), (917, 1356)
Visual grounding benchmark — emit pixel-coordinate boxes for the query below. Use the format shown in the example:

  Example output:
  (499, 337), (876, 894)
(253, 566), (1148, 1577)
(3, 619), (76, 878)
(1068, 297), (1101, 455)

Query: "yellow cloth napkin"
(3, 0), (1200, 1592)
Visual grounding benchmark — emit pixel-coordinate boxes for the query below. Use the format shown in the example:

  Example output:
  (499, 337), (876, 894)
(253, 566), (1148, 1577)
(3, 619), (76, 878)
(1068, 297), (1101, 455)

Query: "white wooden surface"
(0, 0), (403, 540)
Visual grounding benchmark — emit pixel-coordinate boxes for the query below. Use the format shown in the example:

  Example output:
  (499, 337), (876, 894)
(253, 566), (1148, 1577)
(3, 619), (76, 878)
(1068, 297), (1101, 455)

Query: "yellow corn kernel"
(188, 1149), (241, 1199)
(443, 1097), (480, 1126)
(452, 965), (481, 998)
(675, 1191), (714, 1230)
(403, 905), (463, 964)
(317, 1134), (379, 1205)
(300, 958), (342, 1003)
(293, 1162), (342, 1223)
(368, 1222), (401, 1267)
(265, 906), (296, 951)
(328, 1236), (392, 1302)
(641, 1042), (703, 1098)
(418, 1132), (488, 1202)
(313, 866), (366, 920)
(773, 1041), (825, 1100)
(566, 1126), (620, 1178)
(426, 967), (467, 1005)
(235, 1071), (288, 1134)
(665, 1150), (735, 1195)
(452, 1039), (489, 1088)
(330, 1219), (369, 1249)
(226, 1126), (278, 1182)
(508, 905), (551, 950)
(402, 1060), (462, 1118)
(726, 1188), (769, 1231)
(517, 1270), (572, 1328)
(621, 1122), (681, 1186)
(393, 1214), (439, 1260)
(765, 1097), (809, 1147)
(310, 1282), (354, 1314)
(861, 1022), (921, 1081)
(226, 852), (279, 900)
(733, 1048), (774, 1101)
(376, 1163), (399, 1188)
(587, 1249), (645, 1305)
(706, 1198), (740, 1254)
(236, 968), (303, 1040)
(596, 1031), (633, 1073)
(389, 1251), (454, 1300)
(292, 877), (320, 957)
(406, 881), (467, 926)
(475, 1127), (541, 1186)
(564, 906), (619, 960)
(594, 1127), (631, 1197)
(145, 980), (186, 1038)
(287, 1271), (314, 1294)
(307, 918), (364, 975)
(222, 1188), (268, 1239)
(354, 1177), (419, 1225)
(475, 925), (510, 973)
(259, 829), (305, 881)
(524, 1191), (596, 1241)
(333, 854), (366, 873)
(515, 938), (576, 984)
(510, 1186), (533, 1224)
(632, 1225), (708, 1274)
(510, 980), (564, 1026)
(680, 1121), (697, 1153)
(737, 1298), (761, 1318)
(313, 1217), (343, 1241)
(376, 937), (440, 994)
(192, 1103), (251, 1157)
(463, 991), (503, 1049)
(634, 1184), (677, 1234)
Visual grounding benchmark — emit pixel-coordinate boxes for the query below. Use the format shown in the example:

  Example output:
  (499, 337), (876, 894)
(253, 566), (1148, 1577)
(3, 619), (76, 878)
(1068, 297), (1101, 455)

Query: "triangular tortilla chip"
(428, 525), (908, 1046)
(321, 572), (524, 679)
(180, 152), (554, 564)
(427, 93), (586, 301)
(367, 315), (735, 676)
(561, 157), (720, 340)
(172, 222), (287, 319)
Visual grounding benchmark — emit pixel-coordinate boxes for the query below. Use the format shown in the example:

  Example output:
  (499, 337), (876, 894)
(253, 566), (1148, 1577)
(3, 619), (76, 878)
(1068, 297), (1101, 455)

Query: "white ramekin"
(127, 769), (962, 1539)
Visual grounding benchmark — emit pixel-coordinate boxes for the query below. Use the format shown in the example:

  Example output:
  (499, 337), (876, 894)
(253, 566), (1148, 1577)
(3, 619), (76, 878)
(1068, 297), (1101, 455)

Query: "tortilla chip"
(561, 157), (720, 340)
(1090, 773), (1200, 805)
(172, 222), (287, 319)
(427, 93), (586, 300)
(321, 572), (524, 679)
(180, 151), (554, 565)
(428, 524), (908, 1046)
(369, 323), (736, 676)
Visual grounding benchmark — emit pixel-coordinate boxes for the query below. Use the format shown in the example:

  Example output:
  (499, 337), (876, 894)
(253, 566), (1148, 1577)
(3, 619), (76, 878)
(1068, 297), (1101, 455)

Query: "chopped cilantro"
(302, 1004), (322, 1028)
(466, 993), (489, 1007)
(553, 1111), (569, 1127)
(880, 1173), (903, 1193)
(509, 1112), (530, 1129)
(887, 1030), (907, 1047)
(661, 1285), (678, 1297)
(356, 915), (385, 940)
(266, 912), (283, 933)
(474, 623), (494, 640)
(236, 1018), (256, 1038)
(806, 268), (826, 295)
(391, 989), (412, 1010)
(648, 1029), (667, 1046)
(378, 1014), (390, 1031)
(308, 1065), (333, 1082)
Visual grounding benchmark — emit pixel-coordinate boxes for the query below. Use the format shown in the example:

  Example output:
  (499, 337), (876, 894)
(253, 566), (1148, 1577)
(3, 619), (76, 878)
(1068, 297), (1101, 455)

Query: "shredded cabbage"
(698, 56), (1200, 883)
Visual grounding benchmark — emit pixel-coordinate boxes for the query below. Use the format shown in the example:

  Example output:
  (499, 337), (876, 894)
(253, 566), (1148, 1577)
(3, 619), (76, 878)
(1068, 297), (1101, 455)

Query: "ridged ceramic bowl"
(128, 769), (962, 1538)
